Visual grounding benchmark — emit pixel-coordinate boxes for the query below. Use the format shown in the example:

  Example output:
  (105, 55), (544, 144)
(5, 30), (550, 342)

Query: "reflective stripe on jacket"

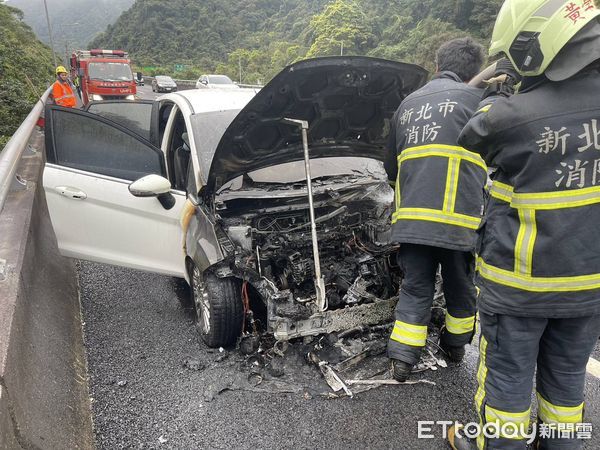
(385, 72), (486, 251)
(52, 80), (76, 108)
(458, 69), (600, 317)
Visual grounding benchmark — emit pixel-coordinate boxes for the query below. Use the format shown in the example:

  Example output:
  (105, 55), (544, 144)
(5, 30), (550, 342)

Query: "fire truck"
(70, 49), (136, 104)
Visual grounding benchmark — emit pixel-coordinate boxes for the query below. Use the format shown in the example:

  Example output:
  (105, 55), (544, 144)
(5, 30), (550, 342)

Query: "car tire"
(191, 266), (243, 348)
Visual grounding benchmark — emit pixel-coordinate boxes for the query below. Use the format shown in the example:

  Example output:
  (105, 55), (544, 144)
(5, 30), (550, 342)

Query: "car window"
(85, 101), (152, 140)
(191, 109), (241, 182)
(47, 108), (164, 181)
(88, 62), (133, 81)
(208, 75), (233, 85)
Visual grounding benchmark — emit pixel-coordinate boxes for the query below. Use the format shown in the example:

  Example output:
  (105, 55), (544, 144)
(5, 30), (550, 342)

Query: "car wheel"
(191, 266), (243, 348)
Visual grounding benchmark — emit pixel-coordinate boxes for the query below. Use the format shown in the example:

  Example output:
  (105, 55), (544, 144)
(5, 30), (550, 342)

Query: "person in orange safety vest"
(51, 66), (77, 108)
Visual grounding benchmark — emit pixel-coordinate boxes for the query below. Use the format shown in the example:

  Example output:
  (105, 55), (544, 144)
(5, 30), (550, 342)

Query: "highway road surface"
(79, 261), (600, 449)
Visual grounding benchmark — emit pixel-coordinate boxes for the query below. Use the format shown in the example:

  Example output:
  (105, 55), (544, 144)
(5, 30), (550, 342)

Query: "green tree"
(0, 3), (54, 149)
(306, 0), (374, 57)
(368, 17), (469, 73)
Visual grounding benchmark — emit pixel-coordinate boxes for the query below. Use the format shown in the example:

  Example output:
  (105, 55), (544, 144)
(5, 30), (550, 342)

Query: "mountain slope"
(6, 0), (134, 52)
(0, 2), (54, 148)
(91, 0), (327, 70)
(90, 0), (502, 82)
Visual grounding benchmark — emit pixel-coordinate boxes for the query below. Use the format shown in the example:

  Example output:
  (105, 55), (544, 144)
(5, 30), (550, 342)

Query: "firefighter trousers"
(387, 243), (477, 365)
(475, 312), (600, 449)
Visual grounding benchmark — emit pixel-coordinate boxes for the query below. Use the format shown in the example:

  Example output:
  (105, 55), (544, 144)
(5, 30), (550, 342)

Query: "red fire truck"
(70, 49), (137, 104)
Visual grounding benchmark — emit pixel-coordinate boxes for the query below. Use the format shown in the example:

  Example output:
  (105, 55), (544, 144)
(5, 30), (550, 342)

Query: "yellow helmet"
(490, 0), (600, 76)
(55, 65), (68, 75)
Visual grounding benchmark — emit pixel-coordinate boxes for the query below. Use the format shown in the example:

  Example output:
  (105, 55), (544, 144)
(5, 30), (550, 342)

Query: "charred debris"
(194, 281), (450, 400)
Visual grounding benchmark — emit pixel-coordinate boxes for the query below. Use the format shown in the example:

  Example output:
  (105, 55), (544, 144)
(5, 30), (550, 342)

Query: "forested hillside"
(7, 0), (134, 52)
(91, 0), (504, 82)
(0, 2), (54, 148)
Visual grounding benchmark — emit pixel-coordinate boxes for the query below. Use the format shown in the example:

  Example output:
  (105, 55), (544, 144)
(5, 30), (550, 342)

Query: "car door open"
(43, 105), (186, 277)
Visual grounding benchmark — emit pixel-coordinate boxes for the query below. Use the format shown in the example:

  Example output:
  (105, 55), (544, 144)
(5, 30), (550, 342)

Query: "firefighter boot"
(390, 359), (413, 382)
(439, 333), (466, 363)
(448, 425), (477, 450)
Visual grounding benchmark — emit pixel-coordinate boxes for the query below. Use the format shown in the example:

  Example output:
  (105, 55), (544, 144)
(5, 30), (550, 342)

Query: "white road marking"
(587, 357), (600, 378)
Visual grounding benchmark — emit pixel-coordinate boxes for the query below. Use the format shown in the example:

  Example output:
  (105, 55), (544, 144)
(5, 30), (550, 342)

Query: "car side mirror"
(129, 174), (176, 210)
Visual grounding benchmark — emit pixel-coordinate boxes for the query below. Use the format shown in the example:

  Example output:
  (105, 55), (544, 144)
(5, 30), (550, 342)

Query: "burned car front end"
(189, 57), (428, 347)
(215, 158), (400, 340)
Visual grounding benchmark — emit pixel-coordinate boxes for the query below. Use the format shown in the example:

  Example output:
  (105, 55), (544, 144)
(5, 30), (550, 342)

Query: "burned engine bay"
(199, 158), (454, 397)
(214, 167), (402, 341)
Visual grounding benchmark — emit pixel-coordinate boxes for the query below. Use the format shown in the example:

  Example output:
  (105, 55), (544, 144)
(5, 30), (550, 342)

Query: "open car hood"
(205, 57), (428, 193)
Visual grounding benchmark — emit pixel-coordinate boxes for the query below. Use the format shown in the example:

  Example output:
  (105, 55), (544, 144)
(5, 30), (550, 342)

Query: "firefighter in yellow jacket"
(385, 38), (487, 381)
(449, 1), (600, 449)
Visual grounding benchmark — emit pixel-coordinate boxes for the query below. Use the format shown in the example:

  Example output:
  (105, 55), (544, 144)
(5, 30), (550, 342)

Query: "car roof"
(171, 88), (257, 114)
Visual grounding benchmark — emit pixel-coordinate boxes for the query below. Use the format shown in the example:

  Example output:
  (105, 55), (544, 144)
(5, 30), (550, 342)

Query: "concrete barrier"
(141, 77), (195, 91)
(0, 132), (94, 449)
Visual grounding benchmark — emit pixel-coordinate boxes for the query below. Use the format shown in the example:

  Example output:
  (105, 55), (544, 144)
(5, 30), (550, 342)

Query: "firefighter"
(448, 1), (600, 449)
(385, 37), (487, 382)
(51, 65), (77, 108)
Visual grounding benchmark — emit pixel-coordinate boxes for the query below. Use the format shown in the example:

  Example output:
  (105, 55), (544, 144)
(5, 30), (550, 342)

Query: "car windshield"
(88, 62), (133, 81)
(208, 75), (233, 85)
(218, 157), (386, 192)
(156, 76), (174, 83)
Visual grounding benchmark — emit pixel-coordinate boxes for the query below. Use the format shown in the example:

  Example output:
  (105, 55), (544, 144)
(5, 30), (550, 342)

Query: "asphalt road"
(136, 83), (162, 100)
(78, 261), (600, 449)
(136, 82), (194, 100)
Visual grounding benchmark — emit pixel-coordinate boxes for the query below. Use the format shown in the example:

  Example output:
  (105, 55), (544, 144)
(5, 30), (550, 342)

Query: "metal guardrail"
(0, 87), (51, 214)
(145, 76), (263, 90)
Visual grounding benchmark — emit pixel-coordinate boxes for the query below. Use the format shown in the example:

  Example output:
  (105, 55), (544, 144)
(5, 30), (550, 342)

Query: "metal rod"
(281, 118), (327, 311)
(0, 88), (51, 214)
(43, 0), (58, 68)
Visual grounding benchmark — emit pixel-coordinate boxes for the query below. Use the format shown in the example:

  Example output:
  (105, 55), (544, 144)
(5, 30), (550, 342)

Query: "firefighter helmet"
(55, 65), (68, 75)
(489, 0), (600, 76)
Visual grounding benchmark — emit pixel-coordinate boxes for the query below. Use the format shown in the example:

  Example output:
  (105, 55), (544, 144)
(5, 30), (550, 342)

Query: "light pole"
(328, 38), (344, 56)
(43, 0), (58, 68)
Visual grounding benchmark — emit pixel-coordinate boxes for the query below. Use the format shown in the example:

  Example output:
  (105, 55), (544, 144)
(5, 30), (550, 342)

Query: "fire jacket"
(51, 80), (77, 108)
(384, 71), (487, 252)
(458, 68), (600, 318)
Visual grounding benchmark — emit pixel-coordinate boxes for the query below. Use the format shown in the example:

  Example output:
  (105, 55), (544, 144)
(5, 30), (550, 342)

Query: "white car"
(195, 74), (239, 89)
(43, 57), (428, 347)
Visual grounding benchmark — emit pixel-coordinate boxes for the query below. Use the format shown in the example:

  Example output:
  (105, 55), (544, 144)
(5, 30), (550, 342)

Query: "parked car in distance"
(43, 57), (429, 349)
(152, 75), (177, 93)
(195, 74), (239, 89)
